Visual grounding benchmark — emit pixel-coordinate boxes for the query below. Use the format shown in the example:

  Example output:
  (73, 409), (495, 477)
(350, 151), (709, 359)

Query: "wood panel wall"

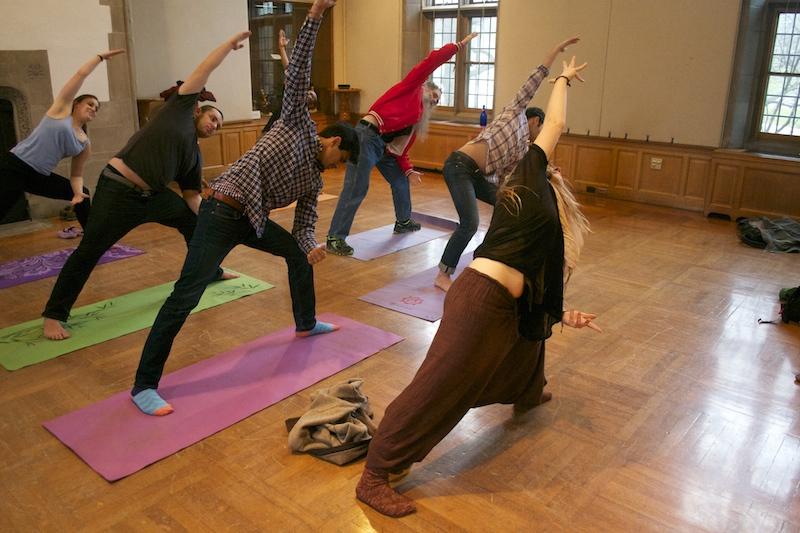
(199, 113), (337, 179)
(407, 122), (800, 219)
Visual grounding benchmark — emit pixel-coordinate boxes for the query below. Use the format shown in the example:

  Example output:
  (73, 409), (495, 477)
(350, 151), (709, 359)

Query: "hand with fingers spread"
(551, 56), (588, 85)
(562, 309), (602, 332)
(310, 0), (336, 18)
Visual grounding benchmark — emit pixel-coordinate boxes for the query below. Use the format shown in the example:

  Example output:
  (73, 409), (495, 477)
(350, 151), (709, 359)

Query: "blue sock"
(296, 321), (339, 337)
(131, 389), (174, 416)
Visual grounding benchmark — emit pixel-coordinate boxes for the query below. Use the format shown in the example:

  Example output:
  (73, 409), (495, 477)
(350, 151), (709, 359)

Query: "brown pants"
(366, 267), (546, 473)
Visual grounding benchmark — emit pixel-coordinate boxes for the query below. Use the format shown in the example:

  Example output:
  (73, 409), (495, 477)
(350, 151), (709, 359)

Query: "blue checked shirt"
(211, 16), (323, 253)
(469, 64), (549, 184)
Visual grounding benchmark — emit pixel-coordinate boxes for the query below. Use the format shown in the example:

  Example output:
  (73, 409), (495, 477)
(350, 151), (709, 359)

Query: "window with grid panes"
(759, 9), (800, 137)
(423, 0), (498, 114)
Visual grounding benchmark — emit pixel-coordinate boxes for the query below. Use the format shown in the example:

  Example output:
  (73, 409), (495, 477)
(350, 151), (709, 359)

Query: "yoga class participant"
(325, 31), (478, 256)
(130, 0), (354, 417)
(434, 37), (579, 292)
(356, 56), (599, 518)
(40, 32), (248, 340)
(0, 49), (124, 233)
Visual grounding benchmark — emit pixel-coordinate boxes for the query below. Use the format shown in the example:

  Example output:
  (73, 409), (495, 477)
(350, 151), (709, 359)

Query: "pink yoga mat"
(359, 252), (475, 321)
(43, 313), (403, 481)
(349, 212), (459, 261)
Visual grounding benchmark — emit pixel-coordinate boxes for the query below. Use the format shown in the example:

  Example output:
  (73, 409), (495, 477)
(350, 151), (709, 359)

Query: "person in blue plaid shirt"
(130, 0), (355, 416)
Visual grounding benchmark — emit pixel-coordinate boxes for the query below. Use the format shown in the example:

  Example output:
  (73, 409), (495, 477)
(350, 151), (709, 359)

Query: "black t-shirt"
(116, 92), (202, 191)
(474, 143), (564, 340)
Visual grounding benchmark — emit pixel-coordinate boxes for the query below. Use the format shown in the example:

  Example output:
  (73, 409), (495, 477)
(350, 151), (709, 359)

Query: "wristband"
(555, 75), (571, 87)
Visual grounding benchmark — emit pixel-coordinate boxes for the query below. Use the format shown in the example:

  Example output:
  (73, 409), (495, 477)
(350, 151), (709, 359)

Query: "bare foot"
(43, 318), (71, 340)
(220, 270), (240, 280)
(356, 468), (416, 517)
(434, 271), (452, 292)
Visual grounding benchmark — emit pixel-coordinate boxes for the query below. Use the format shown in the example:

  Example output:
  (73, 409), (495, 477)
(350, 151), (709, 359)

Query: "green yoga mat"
(0, 274), (272, 371)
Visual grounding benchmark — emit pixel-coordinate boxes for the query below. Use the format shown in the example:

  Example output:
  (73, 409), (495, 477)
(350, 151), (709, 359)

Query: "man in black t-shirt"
(42, 31), (251, 341)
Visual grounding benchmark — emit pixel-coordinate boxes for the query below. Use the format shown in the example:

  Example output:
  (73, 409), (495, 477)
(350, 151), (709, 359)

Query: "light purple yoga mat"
(349, 211), (459, 261)
(0, 244), (144, 289)
(359, 252), (474, 321)
(43, 313), (403, 481)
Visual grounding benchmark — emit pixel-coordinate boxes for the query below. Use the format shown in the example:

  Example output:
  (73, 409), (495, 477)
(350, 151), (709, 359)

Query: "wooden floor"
(1, 167), (799, 532)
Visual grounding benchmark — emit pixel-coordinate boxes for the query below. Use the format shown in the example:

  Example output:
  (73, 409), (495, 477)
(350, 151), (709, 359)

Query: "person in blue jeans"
(433, 37), (580, 292)
(326, 32), (478, 256)
(130, 0), (354, 417)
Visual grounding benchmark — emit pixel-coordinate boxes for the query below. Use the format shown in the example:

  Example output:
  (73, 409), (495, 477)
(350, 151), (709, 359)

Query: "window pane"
(432, 62), (456, 107)
(772, 54), (790, 73)
(467, 63), (495, 109)
(777, 13), (795, 34)
(775, 34), (793, 54)
(785, 75), (800, 97)
(433, 17), (457, 48)
(768, 75), (785, 95)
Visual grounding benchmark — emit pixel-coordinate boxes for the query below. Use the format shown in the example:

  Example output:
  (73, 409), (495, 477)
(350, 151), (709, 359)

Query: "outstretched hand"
(562, 309), (602, 332)
(552, 56), (588, 84)
(310, 0), (337, 17)
(98, 49), (125, 61)
(460, 32), (479, 46)
(71, 191), (90, 205)
(229, 31), (252, 51)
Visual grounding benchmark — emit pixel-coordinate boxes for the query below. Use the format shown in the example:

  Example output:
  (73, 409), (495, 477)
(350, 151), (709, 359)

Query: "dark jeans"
(327, 122), (412, 238)
(42, 173), (200, 321)
(133, 197), (318, 390)
(0, 152), (90, 227)
(439, 151), (497, 273)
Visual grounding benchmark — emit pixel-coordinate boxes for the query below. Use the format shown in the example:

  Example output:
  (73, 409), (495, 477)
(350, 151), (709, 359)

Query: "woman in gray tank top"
(0, 49), (124, 233)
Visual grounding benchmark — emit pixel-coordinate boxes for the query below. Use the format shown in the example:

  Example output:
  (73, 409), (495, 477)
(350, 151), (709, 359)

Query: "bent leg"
(375, 155), (412, 223)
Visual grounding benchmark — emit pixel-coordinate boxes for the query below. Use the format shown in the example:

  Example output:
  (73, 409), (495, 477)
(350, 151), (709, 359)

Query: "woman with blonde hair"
(356, 56), (599, 518)
(0, 50), (124, 234)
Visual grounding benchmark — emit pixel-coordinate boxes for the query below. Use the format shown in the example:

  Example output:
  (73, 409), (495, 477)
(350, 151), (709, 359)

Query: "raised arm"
(278, 29), (290, 70)
(49, 50), (125, 118)
(533, 56), (587, 160)
(402, 32), (478, 88)
(179, 31), (251, 95)
(281, 0), (336, 123)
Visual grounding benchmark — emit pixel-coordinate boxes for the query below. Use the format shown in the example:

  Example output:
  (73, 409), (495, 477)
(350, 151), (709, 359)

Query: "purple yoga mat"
(359, 252), (474, 321)
(43, 313), (403, 481)
(0, 244), (144, 289)
(349, 211), (459, 261)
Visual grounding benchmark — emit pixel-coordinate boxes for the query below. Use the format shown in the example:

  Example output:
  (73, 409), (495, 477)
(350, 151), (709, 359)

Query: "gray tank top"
(11, 115), (88, 175)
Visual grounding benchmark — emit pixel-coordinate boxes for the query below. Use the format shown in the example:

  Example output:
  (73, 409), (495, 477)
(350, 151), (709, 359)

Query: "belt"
(101, 166), (153, 197)
(211, 191), (244, 213)
(359, 119), (380, 135)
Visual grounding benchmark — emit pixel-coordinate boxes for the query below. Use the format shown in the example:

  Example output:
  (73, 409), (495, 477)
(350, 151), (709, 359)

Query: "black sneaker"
(393, 218), (421, 234)
(326, 236), (354, 256)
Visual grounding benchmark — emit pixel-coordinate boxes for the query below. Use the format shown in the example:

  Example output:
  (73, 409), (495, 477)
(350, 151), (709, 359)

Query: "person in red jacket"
(325, 31), (478, 256)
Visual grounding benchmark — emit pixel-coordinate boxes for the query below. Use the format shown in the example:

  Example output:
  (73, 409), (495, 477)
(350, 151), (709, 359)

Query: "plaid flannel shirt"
(469, 64), (549, 184)
(211, 16), (323, 253)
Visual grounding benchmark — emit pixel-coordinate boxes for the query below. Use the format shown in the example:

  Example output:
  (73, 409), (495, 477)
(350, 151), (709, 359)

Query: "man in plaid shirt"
(130, 0), (355, 416)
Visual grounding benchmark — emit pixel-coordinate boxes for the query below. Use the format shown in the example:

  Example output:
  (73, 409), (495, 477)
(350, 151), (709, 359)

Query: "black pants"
(134, 197), (318, 390)
(0, 152), (90, 227)
(42, 173), (201, 322)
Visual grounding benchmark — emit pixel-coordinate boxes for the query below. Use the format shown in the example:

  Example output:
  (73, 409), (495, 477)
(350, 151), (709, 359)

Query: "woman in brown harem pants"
(356, 55), (601, 517)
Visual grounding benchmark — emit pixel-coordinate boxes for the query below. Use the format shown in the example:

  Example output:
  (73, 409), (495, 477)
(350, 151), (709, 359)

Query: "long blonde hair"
(497, 165), (590, 283)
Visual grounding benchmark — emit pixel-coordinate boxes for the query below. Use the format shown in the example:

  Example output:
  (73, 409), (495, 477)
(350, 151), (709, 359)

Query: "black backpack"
(781, 286), (800, 324)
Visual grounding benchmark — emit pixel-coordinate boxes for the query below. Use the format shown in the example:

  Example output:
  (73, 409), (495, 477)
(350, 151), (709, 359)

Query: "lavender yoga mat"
(43, 313), (403, 481)
(349, 211), (459, 261)
(359, 252), (474, 321)
(0, 244), (143, 289)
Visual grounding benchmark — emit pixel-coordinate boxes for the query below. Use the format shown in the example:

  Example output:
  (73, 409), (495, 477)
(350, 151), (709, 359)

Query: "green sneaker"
(326, 236), (354, 256)
(393, 218), (421, 234)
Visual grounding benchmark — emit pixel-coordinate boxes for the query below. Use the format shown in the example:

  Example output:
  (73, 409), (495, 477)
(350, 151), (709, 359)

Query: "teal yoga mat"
(0, 274), (272, 371)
